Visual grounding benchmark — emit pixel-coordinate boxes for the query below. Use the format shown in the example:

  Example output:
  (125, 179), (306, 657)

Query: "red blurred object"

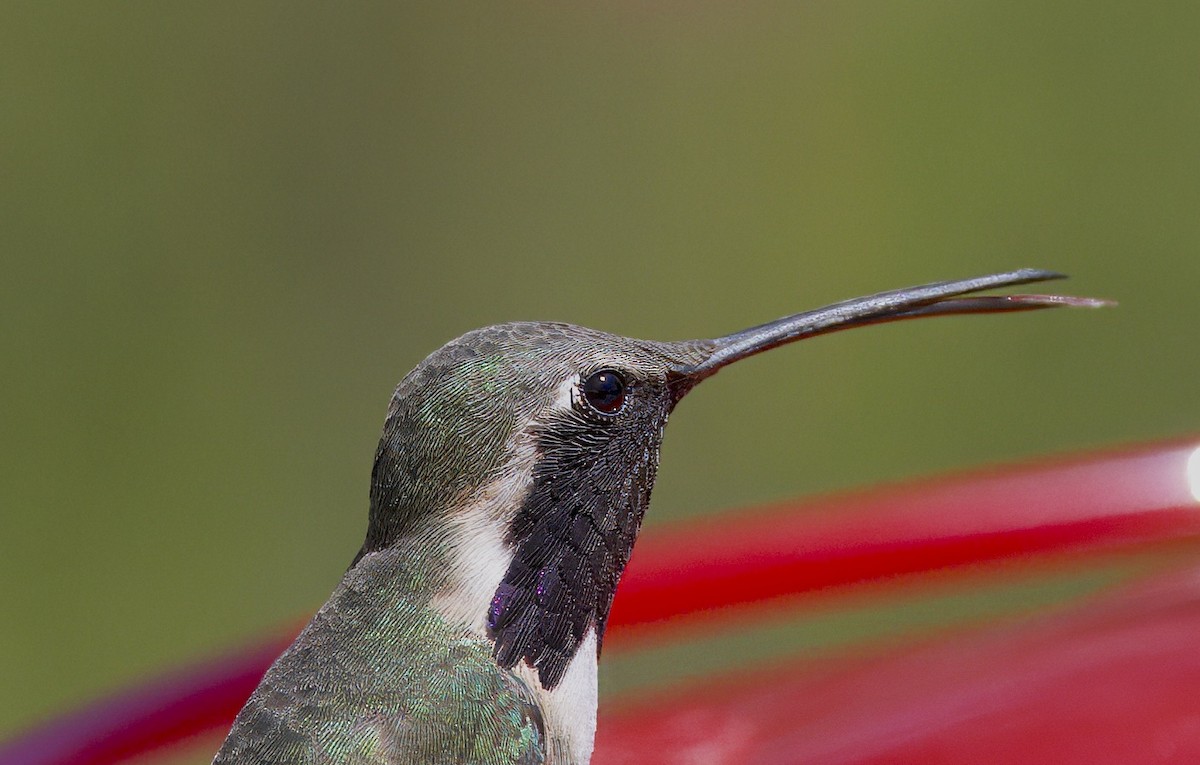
(0, 638), (291, 765)
(596, 565), (1200, 765)
(608, 437), (1200, 642)
(4, 437), (1199, 765)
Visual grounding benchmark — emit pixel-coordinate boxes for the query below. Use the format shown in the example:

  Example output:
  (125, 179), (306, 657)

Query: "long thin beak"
(677, 268), (1110, 383)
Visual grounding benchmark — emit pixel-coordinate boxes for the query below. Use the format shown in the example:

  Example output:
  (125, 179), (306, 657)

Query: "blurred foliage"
(2, 0), (1197, 739)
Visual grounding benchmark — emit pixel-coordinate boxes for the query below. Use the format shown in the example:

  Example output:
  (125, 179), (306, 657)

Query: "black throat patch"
(487, 406), (664, 690)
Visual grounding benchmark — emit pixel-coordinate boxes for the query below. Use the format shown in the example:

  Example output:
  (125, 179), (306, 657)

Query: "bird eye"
(581, 369), (626, 415)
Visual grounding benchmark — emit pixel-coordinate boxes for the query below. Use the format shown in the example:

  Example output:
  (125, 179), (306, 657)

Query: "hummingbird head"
(360, 269), (1106, 691)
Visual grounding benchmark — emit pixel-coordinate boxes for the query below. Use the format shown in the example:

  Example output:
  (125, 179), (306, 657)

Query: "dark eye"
(581, 369), (626, 415)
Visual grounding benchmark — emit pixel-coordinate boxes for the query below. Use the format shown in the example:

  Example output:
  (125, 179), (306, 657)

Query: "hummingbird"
(214, 269), (1104, 765)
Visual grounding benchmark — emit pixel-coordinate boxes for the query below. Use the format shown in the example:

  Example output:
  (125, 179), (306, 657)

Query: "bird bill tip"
(1005, 294), (1117, 309)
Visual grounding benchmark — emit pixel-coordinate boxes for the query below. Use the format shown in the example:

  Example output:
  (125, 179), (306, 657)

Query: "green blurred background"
(3, 1), (1198, 741)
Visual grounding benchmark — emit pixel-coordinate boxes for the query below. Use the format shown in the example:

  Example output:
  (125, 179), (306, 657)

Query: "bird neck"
(407, 436), (602, 765)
